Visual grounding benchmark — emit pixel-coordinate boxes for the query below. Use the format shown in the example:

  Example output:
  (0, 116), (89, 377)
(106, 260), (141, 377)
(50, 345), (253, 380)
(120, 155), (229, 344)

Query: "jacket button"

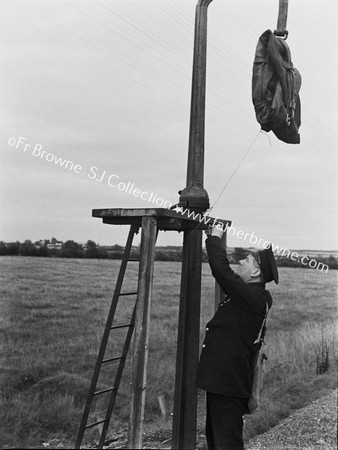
(206, 327), (209, 331)
(202, 344), (206, 348)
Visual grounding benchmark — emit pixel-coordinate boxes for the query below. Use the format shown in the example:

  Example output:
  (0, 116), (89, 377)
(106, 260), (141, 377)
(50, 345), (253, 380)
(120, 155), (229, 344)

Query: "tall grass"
(242, 322), (337, 442)
(0, 256), (337, 448)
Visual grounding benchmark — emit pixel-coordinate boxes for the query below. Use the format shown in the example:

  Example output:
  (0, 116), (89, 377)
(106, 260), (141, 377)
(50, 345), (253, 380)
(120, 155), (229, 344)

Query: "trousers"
(206, 392), (247, 450)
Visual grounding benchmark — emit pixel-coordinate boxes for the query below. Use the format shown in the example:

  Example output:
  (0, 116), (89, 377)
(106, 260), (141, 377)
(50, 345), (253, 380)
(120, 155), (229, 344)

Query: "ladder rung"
(111, 323), (133, 330)
(119, 292), (138, 296)
(85, 418), (106, 429)
(94, 386), (116, 396)
(128, 258), (139, 262)
(102, 356), (124, 364)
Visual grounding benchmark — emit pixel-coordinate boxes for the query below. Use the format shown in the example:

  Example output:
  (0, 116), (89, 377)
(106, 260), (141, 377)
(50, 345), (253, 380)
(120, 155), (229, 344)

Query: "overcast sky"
(1, 0), (337, 250)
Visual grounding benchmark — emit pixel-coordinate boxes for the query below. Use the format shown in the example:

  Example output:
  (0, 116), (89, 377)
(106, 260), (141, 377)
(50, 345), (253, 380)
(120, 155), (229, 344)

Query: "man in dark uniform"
(197, 223), (279, 450)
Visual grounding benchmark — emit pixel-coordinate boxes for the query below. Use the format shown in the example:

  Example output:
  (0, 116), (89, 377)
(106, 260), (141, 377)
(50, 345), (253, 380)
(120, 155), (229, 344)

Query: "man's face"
(236, 253), (260, 283)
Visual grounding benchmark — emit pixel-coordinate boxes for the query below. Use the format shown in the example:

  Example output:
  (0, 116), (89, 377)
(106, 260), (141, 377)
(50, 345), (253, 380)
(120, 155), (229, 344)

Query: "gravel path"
(246, 390), (337, 449)
(66, 390), (337, 449)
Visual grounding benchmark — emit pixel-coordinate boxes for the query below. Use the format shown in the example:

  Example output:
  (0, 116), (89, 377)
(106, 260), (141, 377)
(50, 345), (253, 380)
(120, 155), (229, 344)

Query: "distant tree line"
(230, 247), (338, 270)
(275, 255), (338, 270)
(0, 239), (108, 259)
(0, 240), (337, 269)
(0, 239), (183, 261)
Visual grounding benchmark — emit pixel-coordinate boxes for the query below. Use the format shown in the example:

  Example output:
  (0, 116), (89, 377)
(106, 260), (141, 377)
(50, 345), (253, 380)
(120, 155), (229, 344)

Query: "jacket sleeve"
(205, 236), (252, 304)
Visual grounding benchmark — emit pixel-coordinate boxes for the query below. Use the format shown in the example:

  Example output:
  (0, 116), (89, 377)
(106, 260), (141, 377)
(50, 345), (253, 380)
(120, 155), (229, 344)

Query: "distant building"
(47, 239), (63, 250)
(32, 240), (45, 247)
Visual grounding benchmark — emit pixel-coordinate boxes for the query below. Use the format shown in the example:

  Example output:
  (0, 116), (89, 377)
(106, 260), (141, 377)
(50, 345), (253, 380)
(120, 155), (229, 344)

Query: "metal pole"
(178, 0), (212, 211)
(172, 1), (212, 448)
(276, 0), (288, 31)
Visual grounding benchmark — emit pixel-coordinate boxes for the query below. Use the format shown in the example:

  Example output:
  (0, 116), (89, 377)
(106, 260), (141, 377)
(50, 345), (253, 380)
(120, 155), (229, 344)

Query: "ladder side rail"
(97, 305), (137, 448)
(75, 224), (139, 449)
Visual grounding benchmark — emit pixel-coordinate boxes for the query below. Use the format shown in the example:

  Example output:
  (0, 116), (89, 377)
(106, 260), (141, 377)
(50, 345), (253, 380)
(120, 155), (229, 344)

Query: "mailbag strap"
(254, 302), (269, 345)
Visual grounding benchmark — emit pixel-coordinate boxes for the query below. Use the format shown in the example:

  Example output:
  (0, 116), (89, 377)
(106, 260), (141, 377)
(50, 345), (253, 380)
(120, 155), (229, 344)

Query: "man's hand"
(205, 223), (225, 238)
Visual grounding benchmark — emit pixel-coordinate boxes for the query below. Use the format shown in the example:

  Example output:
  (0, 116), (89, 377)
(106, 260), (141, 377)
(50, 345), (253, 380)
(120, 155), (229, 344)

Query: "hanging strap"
(254, 302), (269, 345)
(274, 0), (288, 39)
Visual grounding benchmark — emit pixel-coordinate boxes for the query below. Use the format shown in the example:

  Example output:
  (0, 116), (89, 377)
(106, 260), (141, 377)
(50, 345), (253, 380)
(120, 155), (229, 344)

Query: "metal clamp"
(274, 0), (288, 39)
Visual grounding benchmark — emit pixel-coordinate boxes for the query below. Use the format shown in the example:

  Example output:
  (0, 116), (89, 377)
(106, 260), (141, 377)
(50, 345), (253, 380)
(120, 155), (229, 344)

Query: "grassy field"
(0, 256), (337, 448)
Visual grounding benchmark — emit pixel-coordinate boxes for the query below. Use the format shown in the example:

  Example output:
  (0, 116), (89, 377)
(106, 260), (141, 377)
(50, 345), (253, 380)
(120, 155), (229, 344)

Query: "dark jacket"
(197, 236), (273, 398)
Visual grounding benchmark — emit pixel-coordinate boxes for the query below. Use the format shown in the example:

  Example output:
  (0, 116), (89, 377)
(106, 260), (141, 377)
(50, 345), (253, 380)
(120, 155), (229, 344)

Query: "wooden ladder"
(75, 216), (157, 449)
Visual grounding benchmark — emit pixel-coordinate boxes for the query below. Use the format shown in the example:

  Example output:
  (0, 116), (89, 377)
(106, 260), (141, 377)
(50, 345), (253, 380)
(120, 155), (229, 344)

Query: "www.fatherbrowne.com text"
(173, 207), (329, 274)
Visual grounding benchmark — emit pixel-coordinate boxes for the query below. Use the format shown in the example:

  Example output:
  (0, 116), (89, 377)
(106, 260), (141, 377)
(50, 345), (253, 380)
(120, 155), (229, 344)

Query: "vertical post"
(127, 216), (157, 449)
(173, 1), (212, 449)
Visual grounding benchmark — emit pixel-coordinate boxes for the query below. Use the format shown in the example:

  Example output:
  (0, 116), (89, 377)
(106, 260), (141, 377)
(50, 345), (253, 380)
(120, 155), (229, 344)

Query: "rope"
(209, 129), (261, 212)
(182, 129), (262, 240)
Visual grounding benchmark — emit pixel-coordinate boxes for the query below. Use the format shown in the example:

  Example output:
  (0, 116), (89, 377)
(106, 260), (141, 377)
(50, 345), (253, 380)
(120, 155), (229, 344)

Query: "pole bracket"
(274, 0), (288, 39)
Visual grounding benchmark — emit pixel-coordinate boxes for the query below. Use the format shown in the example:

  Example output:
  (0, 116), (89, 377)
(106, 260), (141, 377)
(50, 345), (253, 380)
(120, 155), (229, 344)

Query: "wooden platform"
(92, 207), (231, 231)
